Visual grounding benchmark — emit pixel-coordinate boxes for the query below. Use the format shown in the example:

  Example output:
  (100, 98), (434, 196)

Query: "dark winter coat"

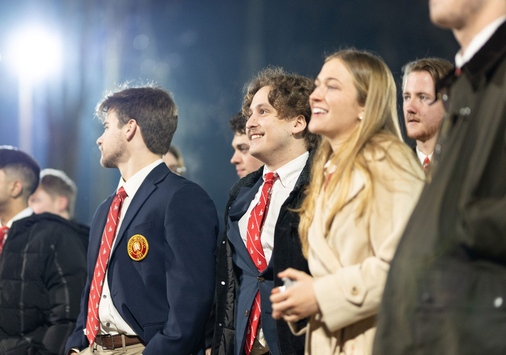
(374, 21), (506, 355)
(0, 212), (89, 355)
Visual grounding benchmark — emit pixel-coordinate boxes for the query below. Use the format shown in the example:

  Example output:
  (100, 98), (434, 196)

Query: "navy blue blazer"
(213, 154), (312, 355)
(227, 177), (280, 355)
(66, 163), (218, 354)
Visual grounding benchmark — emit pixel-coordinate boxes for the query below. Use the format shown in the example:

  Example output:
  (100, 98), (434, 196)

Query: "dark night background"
(0, 0), (459, 225)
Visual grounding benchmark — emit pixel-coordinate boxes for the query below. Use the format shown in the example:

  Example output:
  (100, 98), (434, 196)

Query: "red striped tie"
(423, 156), (430, 173)
(0, 226), (9, 254)
(85, 187), (127, 345)
(244, 172), (278, 355)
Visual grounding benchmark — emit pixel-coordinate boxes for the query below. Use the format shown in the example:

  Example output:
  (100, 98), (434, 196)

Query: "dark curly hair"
(229, 111), (247, 135)
(242, 67), (320, 151)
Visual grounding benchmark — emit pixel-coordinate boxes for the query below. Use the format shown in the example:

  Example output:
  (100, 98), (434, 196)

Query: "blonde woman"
(270, 49), (425, 354)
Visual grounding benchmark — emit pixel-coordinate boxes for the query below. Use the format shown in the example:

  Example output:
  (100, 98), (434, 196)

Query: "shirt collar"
(416, 146), (433, 163)
(117, 159), (164, 199)
(262, 151), (309, 188)
(2, 207), (33, 228)
(455, 16), (506, 69)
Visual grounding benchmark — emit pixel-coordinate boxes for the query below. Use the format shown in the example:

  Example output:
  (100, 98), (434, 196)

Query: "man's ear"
(292, 115), (307, 135)
(10, 180), (23, 199)
(56, 195), (69, 214)
(125, 119), (138, 141)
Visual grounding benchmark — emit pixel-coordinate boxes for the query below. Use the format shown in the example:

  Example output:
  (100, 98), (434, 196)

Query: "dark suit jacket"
(212, 153), (312, 355)
(66, 163), (218, 355)
(374, 21), (506, 355)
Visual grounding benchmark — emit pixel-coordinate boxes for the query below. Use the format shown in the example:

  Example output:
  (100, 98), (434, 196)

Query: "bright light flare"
(6, 25), (63, 81)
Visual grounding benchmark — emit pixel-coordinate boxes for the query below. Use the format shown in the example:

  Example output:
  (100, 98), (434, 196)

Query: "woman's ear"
(358, 109), (365, 121)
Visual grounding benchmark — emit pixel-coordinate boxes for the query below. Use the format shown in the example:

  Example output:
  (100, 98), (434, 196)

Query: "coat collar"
(438, 21), (506, 93)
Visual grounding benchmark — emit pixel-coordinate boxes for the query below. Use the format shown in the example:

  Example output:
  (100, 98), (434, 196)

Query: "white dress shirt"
(455, 16), (506, 69)
(415, 146), (433, 165)
(238, 151), (309, 265)
(1, 207), (33, 240)
(96, 159), (164, 336)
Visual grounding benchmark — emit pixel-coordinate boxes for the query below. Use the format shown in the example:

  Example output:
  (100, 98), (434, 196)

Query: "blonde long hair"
(298, 49), (416, 257)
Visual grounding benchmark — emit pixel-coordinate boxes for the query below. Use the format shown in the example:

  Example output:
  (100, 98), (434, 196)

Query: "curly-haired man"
(212, 68), (320, 355)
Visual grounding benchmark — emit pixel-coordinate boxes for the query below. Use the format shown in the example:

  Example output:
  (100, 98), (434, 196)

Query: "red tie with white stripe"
(85, 187), (127, 345)
(244, 172), (278, 355)
(423, 156), (430, 173)
(0, 226), (9, 254)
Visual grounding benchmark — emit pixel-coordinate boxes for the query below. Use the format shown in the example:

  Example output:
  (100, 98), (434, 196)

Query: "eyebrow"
(403, 89), (434, 96)
(252, 102), (271, 109)
(315, 76), (342, 85)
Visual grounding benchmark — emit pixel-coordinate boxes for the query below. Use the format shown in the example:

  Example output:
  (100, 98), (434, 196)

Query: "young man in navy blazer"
(66, 86), (218, 354)
(212, 68), (319, 355)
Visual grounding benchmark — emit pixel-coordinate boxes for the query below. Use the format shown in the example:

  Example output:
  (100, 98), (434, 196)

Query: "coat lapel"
(309, 169), (365, 273)
(228, 178), (263, 271)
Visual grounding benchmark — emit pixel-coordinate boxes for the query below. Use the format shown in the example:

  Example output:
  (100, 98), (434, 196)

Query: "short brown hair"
(242, 67), (320, 151)
(96, 85), (178, 155)
(402, 58), (454, 90)
(39, 169), (77, 218)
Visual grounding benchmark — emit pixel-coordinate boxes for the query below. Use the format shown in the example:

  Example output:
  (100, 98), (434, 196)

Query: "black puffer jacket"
(0, 212), (89, 355)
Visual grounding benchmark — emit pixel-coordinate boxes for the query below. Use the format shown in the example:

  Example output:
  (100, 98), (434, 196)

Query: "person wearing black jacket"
(0, 146), (89, 354)
(212, 68), (320, 355)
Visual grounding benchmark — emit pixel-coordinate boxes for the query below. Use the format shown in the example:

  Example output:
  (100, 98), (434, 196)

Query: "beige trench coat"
(291, 144), (424, 355)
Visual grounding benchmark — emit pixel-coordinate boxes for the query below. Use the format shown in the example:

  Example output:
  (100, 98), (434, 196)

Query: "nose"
(309, 85), (323, 103)
(403, 99), (417, 115)
(246, 114), (257, 131)
(96, 133), (103, 146)
(230, 150), (241, 165)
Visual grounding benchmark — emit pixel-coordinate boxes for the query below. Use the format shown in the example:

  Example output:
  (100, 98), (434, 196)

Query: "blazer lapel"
(111, 164), (168, 255)
(228, 179), (263, 270)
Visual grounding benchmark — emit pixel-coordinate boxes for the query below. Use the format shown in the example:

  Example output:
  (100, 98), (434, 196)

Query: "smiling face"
(230, 133), (263, 178)
(96, 110), (127, 168)
(246, 86), (304, 170)
(309, 58), (364, 149)
(403, 70), (445, 143)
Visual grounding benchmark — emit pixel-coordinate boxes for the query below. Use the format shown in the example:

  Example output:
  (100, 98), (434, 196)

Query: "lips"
(406, 115), (420, 123)
(312, 107), (327, 115)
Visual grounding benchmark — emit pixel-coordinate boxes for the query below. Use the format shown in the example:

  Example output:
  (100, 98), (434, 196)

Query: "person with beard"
(401, 58), (453, 173)
(66, 85), (218, 355)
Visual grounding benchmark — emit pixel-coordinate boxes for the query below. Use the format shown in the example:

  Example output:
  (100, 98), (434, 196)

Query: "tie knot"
(0, 225), (8, 236)
(423, 156), (431, 172)
(264, 172), (278, 185)
(116, 187), (127, 199)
